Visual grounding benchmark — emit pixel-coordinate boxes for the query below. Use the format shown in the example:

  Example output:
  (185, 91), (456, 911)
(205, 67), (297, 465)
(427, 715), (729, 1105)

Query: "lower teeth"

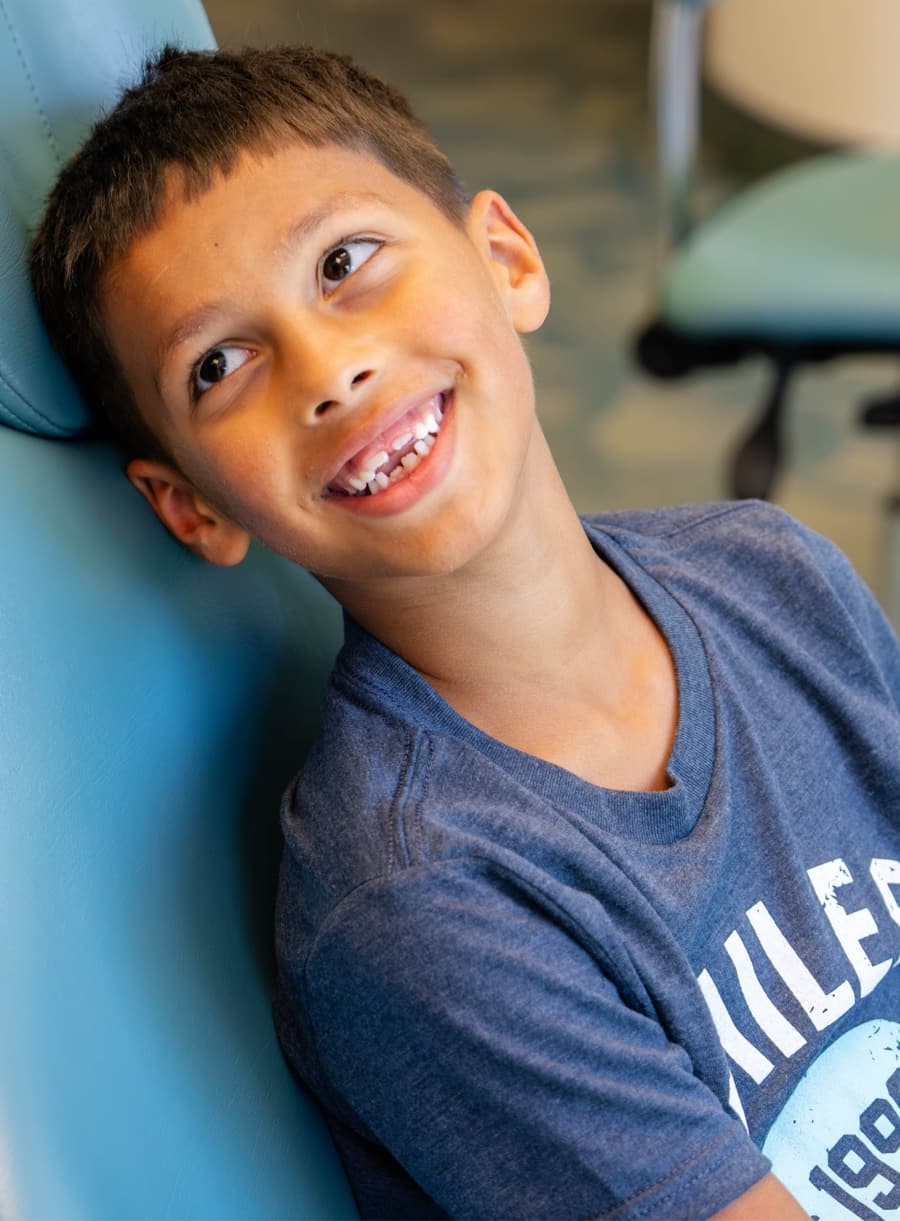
(340, 412), (442, 496)
(358, 463), (412, 496)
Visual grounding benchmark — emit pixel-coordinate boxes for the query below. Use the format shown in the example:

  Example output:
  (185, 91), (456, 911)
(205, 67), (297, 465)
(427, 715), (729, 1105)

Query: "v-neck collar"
(337, 517), (717, 845)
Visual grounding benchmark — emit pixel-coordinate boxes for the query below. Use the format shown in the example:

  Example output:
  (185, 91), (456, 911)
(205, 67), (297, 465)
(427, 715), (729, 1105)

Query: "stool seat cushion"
(662, 151), (900, 340)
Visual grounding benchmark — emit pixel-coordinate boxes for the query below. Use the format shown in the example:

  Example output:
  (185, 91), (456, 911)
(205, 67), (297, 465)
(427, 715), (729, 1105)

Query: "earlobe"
(467, 190), (550, 334)
(127, 459), (251, 567)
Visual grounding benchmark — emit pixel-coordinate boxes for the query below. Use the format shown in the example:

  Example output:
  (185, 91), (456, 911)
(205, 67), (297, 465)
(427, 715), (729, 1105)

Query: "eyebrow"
(277, 190), (391, 258)
(154, 189), (393, 387)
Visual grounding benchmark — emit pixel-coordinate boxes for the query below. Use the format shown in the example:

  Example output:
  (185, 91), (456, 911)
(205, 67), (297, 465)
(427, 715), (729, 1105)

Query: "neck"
(322, 427), (630, 715)
(323, 424), (678, 792)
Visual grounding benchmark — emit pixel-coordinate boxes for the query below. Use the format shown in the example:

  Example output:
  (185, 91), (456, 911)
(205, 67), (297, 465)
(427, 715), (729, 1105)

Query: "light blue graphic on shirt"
(763, 1021), (900, 1220)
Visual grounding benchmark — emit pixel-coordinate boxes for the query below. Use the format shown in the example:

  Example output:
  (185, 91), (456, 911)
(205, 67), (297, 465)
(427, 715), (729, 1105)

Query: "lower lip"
(325, 392), (457, 518)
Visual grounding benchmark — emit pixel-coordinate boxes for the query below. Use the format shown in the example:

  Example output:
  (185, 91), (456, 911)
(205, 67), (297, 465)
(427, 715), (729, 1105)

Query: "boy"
(30, 44), (900, 1221)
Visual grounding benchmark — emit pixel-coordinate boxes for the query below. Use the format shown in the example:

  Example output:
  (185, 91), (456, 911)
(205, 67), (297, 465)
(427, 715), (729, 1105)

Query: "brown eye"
(192, 345), (253, 397)
(319, 238), (382, 294)
(322, 247), (353, 283)
(198, 350), (229, 385)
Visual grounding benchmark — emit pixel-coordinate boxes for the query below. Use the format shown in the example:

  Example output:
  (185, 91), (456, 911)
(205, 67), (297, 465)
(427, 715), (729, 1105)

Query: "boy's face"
(102, 142), (549, 587)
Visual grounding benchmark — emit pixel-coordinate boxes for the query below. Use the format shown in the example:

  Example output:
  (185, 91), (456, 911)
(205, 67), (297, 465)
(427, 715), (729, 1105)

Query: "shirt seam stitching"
(588, 1124), (767, 1220)
(304, 851), (632, 1028)
(606, 500), (770, 547)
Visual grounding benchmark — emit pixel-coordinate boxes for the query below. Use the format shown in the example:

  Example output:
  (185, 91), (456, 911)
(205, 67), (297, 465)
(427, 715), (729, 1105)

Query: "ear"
(466, 190), (550, 334)
(127, 459), (251, 567)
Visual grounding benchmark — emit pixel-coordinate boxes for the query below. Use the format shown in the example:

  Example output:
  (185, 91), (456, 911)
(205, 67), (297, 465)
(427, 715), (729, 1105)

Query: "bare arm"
(713, 1173), (810, 1220)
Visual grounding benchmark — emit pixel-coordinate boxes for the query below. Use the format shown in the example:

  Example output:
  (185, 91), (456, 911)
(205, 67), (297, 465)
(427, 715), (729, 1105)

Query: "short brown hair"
(30, 44), (469, 462)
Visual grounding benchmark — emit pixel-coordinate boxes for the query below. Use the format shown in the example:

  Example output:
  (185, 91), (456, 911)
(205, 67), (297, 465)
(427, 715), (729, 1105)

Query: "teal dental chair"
(636, 0), (900, 501)
(0, 0), (356, 1216)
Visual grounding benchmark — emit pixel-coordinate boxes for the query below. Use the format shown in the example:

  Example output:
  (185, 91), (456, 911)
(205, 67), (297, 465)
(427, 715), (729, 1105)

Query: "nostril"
(314, 371), (373, 416)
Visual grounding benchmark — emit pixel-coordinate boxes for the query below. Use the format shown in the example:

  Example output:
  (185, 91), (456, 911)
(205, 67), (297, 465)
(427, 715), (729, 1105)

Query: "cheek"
(175, 426), (289, 526)
(397, 251), (504, 348)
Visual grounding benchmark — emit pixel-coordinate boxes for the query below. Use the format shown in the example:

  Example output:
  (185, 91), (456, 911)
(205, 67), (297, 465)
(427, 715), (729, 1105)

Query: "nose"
(313, 367), (375, 418)
(279, 314), (381, 424)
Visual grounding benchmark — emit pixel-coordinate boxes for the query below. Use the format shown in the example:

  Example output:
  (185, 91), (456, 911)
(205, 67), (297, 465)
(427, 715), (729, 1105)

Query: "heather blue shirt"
(274, 502), (900, 1220)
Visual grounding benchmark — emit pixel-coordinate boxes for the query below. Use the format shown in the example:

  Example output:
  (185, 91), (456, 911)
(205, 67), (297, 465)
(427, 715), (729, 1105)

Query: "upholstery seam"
(0, 0), (79, 436)
(0, 361), (81, 434)
(0, 0), (62, 167)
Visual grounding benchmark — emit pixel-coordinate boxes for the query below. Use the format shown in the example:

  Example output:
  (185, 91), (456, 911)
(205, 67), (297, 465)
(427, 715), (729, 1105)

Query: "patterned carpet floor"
(204, 0), (900, 618)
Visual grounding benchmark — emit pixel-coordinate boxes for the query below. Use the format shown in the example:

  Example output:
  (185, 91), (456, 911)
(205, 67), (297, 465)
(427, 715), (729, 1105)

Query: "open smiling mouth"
(326, 392), (448, 498)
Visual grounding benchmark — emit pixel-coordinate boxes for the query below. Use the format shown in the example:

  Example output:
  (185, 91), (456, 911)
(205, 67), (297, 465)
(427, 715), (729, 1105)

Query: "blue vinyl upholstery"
(0, 0), (218, 436)
(0, 0), (355, 1216)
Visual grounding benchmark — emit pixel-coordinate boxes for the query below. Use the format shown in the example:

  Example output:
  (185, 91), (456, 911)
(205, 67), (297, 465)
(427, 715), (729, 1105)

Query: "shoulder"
(277, 671), (431, 931)
(586, 500), (900, 704)
(582, 501), (808, 619)
(584, 499), (869, 593)
(583, 498), (823, 567)
(585, 499), (878, 627)
(583, 499), (771, 540)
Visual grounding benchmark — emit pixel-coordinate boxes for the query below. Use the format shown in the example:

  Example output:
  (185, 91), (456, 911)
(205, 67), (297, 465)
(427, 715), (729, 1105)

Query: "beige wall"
(706, 0), (900, 148)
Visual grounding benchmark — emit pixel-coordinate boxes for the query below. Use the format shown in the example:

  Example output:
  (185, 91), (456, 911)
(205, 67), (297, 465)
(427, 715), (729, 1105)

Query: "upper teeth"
(332, 394), (446, 497)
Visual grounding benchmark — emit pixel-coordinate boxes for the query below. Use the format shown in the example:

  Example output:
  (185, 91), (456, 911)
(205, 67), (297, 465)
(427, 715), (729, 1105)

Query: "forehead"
(129, 142), (445, 258)
(102, 142), (454, 319)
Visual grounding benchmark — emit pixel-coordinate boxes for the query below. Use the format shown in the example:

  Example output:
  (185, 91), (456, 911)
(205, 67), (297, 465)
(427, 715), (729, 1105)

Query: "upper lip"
(321, 385), (451, 492)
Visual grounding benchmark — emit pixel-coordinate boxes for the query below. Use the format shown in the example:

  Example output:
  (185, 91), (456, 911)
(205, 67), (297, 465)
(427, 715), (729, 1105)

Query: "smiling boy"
(31, 44), (900, 1221)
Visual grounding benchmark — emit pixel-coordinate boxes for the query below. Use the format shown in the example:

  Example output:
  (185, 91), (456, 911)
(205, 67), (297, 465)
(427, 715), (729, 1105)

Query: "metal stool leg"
(729, 361), (793, 500)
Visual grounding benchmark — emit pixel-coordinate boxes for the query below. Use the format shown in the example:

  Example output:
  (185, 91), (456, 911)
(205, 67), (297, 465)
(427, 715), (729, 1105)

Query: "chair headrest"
(0, 0), (216, 437)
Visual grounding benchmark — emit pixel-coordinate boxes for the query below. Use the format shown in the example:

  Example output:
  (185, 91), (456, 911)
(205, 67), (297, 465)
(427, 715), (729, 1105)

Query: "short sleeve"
(304, 860), (770, 1220)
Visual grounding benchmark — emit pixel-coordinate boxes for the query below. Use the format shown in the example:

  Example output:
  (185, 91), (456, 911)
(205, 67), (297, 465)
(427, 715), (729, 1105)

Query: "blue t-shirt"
(274, 502), (900, 1220)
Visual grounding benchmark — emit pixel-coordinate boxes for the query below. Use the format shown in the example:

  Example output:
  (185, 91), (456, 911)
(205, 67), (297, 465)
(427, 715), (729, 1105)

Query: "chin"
(404, 494), (516, 579)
